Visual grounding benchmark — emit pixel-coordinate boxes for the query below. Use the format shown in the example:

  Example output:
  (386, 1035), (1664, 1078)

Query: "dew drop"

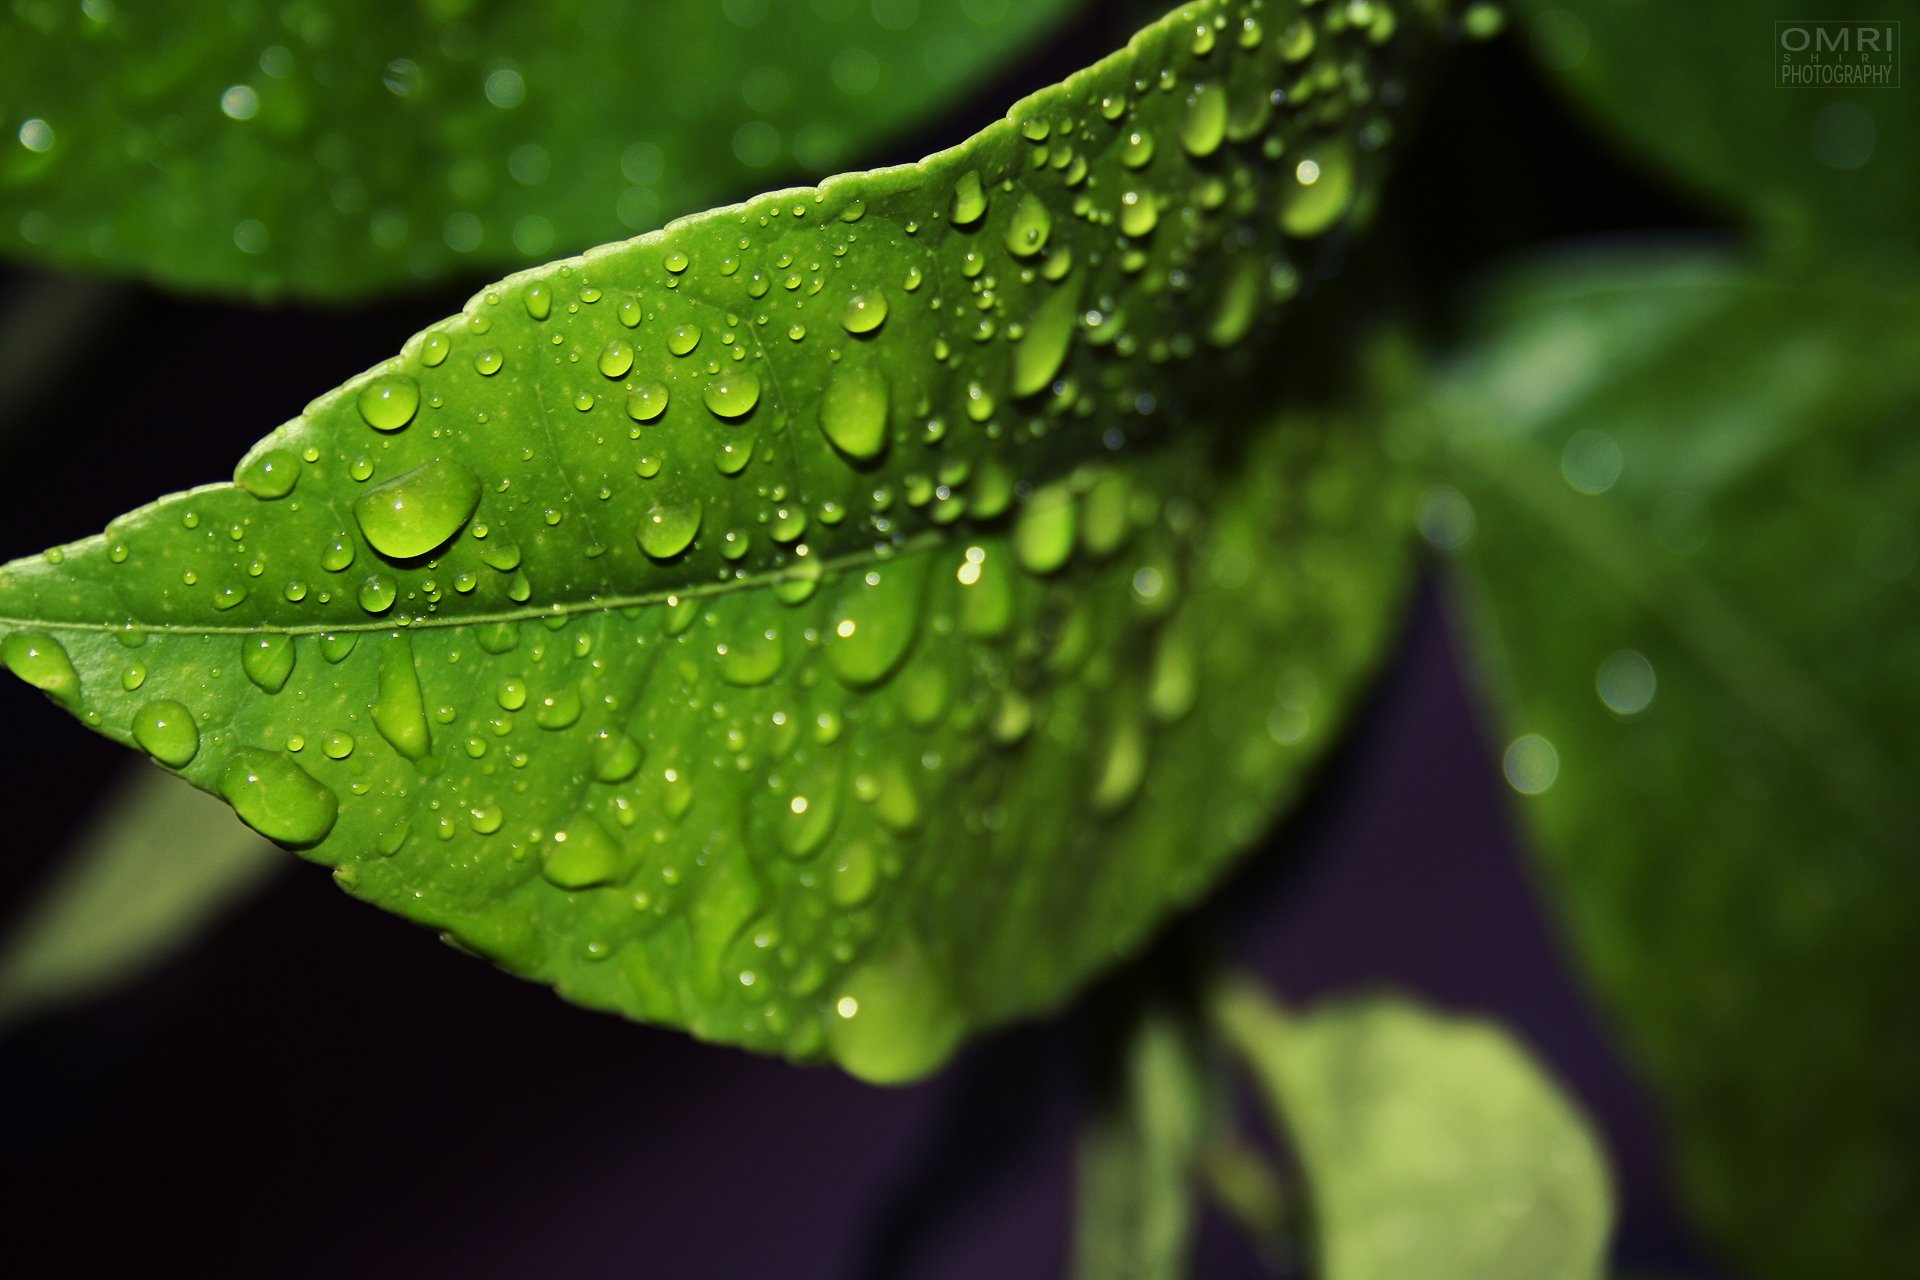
(950, 170), (987, 226)
(543, 814), (621, 889)
(703, 369), (762, 419)
(354, 459), (483, 559)
(627, 382), (671, 422)
(242, 633), (296, 693)
(1, 632), (78, 705)
(356, 374), (420, 432)
(238, 449), (300, 500)
(132, 700), (199, 768)
(820, 365), (889, 462)
(219, 749), (338, 845)
(599, 339), (635, 378)
(638, 500), (703, 560)
(359, 575), (398, 614)
(840, 291), (889, 335)
(1003, 193), (1051, 258)
(1181, 84), (1229, 157)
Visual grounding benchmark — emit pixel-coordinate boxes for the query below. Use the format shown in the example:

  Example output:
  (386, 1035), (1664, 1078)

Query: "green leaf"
(1508, 0), (1918, 254)
(0, 0), (1078, 299)
(1426, 249), (1920, 1279)
(1214, 980), (1614, 1280)
(1073, 997), (1214, 1280)
(0, 765), (281, 1026)
(0, 0), (1447, 1079)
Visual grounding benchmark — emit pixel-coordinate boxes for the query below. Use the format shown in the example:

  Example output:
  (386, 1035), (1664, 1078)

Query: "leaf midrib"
(0, 525), (943, 639)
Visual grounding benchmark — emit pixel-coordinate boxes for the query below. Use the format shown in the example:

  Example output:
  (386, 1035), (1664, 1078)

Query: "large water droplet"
(356, 374), (420, 432)
(638, 500), (702, 560)
(1014, 486), (1078, 574)
(820, 365), (889, 463)
(826, 939), (964, 1084)
(220, 749), (338, 845)
(1181, 84), (1228, 157)
(824, 562), (925, 688)
(716, 627), (784, 687)
(132, 700), (199, 768)
(543, 814), (621, 889)
(1, 631), (78, 705)
(703, 369), (762, 419)
(950, 170), (987, 226)
(627, 382), (670, 422)
(840, 291), (889, 335)
(353, 459), (483, 559)
(1003, 193), (1051, 258)
(238, 449), (300, 500)
(1010, 281), (1080, 398)
(242, 633), (295, 693)
(1279, 143), (1356, 238)
(372, 641), (431, 761)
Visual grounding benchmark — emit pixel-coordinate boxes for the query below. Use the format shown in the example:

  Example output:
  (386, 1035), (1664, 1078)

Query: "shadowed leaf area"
(1430, 249), (1920, 1280)
(0, 0), (1079, 299)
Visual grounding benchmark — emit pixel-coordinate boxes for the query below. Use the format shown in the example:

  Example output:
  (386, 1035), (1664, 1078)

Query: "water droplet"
(950, 170), (987, 226)
(704, 369), (762, 419)
(826, 939), (963, 1084)
(638, 500), (703, 560)
(242, 633), (295, 693)
(599, 339), (635, 378)
(358, 574), (398, 614)
(1003, 193), (1051, 258)
(592, 729), (645, 783)
(535, 687), (582, 731)
(840, 291), (889, 335)
(356, 374), (420, 432)
(1503, 734), (1559, 795)
(1119, 190), (1159, 238)
(1279, 142), (1356, 237)
(524, 282), (552, 320)
(543, 814), (621, 889)
(716, 627), (785, 687)
(354, 459), (483, 559)
(820, 365), (889, 462)
(1207, 257), (1263, 348)
(824, 562), (925, 687)
(474, 348), (504, 376)
(1596, 650), (1657, 717)
(1181, 84), (1228, 157)
(372, 642), (431, 761)
(1011, 281), (1080, 398)
(238, 449), (300, 499)
(422, 332), (451, 367)
(627, 382), (670, 422)
(1014, 487), (1077, 574)
(220, 749), (338, 845)
(1, 632), (78, 705)
(132, 700), (199, 768)
(667, 323), (702, 356)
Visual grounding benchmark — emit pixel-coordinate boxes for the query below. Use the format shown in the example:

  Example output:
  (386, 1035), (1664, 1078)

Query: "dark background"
(0, 19), (1735, 1279)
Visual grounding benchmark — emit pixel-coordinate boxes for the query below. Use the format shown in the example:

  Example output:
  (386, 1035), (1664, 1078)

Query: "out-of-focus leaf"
(1427, 249), (1920, 1279)
(0, 766), (281, 1026)
(0, 0), (1079, 299)
(1507, 0), (1919, 254)
(1214, 980), (1613, 1280)
(1073, 1000), (1214, 1280)
(0, 0), (1447, 1080)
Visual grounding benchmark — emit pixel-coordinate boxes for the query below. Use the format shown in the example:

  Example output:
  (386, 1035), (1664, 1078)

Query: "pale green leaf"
(0, 0), (1079, 299)
(1073, 998), (1214, 1280)
(0, 765), (281, 1026)
(0, 0), (1450, 1079)
(1426, 248), (1920, 1279)
(1215, 980), (1614, 1280)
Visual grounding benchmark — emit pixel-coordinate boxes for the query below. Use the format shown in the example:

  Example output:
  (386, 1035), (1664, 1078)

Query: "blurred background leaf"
(1506, 0), (1918, 257)
(1427, 248), (1920, 1280)
(1214, 980), (1613, 1280)
(0, 0), (1079, 300)
(0, 764), (282, 1026)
